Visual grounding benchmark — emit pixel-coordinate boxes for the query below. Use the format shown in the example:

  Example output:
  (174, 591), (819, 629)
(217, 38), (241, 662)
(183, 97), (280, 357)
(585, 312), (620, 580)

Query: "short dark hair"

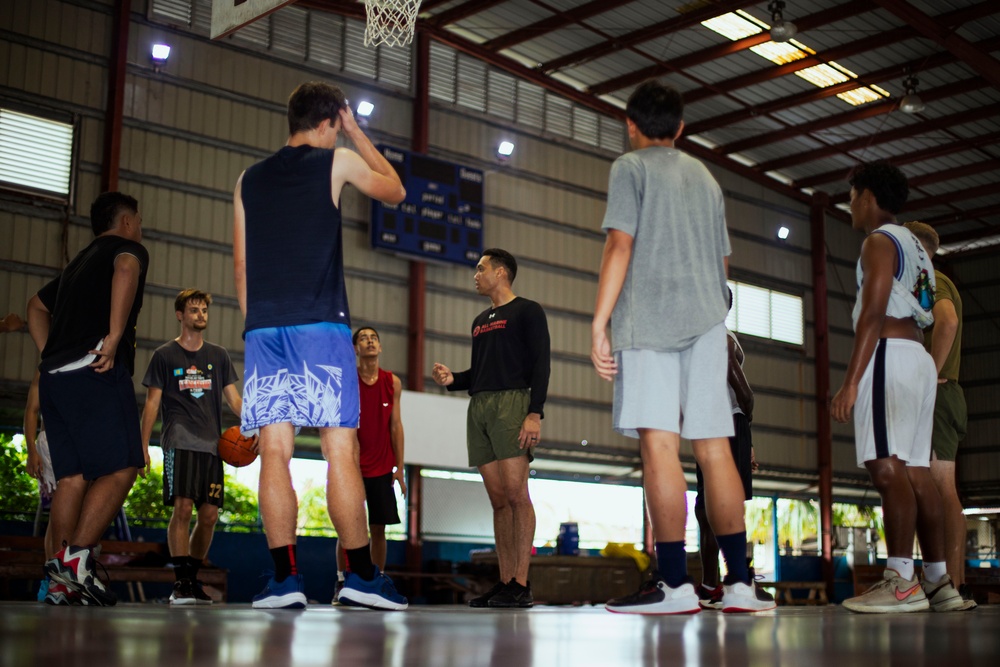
(483, 248), (518, 284)
(626, 80), (684, 140)
(352, 326), (379, 345)
(90, 192), (138, 236)
(175, 288), (212, 313)
(848, 161), (909, 215)
(287, 82), (348, 135)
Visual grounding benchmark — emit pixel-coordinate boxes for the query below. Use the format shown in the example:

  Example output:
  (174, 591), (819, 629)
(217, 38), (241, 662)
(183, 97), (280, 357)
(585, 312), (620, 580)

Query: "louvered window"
(429, 41), (457, 103)
(457, 56), (487, 112)
(516, 81), (545, 129)
(149, 0), (192, 26)
(271, 6), (307, 60)
(0, 108), (74, 199)
(343, 19), (377, 80)
(486, 70), (516, 119)
(308, 12), (344, 68)
(725, 280), (804, 345)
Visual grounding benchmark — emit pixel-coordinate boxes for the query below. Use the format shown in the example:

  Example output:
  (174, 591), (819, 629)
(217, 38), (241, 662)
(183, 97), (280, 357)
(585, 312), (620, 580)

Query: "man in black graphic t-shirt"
(26, 192), (148, 607)
(433, 248), (550, 609)
(141, 288), (242, 605)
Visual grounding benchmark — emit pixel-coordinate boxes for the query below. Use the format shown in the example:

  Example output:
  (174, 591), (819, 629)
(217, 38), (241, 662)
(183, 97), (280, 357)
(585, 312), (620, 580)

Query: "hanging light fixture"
(768, 1), (798, 42)
(899, 74), (926, 114)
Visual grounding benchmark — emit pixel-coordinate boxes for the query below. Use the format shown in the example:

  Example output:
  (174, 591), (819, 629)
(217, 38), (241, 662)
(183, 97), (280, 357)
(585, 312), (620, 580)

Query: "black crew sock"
(344, 546), (376, 581)
(189, 556), (202, 581)
(270, 544), (298, 583)
(173, 556), (194, 582)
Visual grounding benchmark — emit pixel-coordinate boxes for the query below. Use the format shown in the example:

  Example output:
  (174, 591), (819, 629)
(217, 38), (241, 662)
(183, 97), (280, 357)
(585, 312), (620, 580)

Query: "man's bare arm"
(389, 374), (407, 497)
(233, 172), (248, 318)
(26, 296), (50, 353)
(930, 298), (959, 376)
(90, 253), (141, 373)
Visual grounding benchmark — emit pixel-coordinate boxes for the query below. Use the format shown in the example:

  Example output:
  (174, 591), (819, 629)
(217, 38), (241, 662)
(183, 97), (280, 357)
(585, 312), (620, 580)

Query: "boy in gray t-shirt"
(591, 80), (773, 615)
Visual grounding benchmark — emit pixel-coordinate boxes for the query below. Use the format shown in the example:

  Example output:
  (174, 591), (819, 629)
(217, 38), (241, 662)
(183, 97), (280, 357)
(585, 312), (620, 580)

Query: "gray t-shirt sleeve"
(602, 156), (643, 237)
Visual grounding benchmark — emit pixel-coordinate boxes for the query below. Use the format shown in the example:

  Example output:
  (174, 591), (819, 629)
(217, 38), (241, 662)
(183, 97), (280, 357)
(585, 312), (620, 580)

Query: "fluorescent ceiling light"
(702, 11), (889, 107)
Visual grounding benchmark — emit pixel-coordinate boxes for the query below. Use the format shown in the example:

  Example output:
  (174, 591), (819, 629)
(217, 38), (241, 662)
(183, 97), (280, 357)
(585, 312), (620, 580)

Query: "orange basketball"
(217, 426), (258, 467)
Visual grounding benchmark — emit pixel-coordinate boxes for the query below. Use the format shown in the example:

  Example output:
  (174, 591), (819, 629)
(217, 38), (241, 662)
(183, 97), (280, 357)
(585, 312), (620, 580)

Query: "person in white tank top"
(832, 161), (967, 614)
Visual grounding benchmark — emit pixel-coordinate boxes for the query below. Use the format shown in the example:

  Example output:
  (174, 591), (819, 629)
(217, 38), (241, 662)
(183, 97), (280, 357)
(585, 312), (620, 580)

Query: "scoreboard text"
(370, 145), (484, 266)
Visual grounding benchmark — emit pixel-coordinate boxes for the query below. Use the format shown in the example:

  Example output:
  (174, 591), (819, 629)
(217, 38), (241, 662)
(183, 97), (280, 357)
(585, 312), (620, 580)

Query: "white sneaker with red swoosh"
(843, 568), (929, 613)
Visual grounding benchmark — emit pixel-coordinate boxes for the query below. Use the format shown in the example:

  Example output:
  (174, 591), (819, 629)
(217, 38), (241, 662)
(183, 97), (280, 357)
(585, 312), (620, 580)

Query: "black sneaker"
(191, 580), (213, 605)
(170, 579), (197, 606)
(488, 579), (533, 608)
(469, 581), (506, 608)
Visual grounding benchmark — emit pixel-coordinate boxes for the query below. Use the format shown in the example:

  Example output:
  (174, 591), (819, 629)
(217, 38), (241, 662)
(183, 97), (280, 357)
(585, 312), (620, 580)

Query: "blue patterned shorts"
(242, 322), (360, 430)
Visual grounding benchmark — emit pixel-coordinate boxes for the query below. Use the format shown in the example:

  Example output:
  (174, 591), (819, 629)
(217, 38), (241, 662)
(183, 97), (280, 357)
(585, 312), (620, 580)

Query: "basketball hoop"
(364, 0), (421, 48)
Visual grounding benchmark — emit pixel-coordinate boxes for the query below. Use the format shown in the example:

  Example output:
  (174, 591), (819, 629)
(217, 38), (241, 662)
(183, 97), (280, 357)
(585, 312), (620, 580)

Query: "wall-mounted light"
(777, 225), (790, 241)
(497, 141), (515, 161)
(357, 101), (375, 117)
(151, 43), (171, 71)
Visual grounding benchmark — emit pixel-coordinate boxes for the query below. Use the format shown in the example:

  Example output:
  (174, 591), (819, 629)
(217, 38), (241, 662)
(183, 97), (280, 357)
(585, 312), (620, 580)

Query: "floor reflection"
(0, 603), (998, 667)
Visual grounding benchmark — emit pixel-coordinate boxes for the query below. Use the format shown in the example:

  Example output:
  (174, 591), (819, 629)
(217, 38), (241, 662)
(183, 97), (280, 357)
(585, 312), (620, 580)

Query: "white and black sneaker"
(605, 573), (700, 615)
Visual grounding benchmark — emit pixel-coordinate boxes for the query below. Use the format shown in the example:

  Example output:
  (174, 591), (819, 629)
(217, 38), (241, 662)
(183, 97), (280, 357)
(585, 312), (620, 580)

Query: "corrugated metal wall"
(1, 0), (996, 499)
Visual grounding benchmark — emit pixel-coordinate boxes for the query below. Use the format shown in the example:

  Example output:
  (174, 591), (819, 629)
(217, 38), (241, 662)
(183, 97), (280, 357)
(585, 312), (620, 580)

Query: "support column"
(404, 33), (430, 583)
(811, 192), (834, 598)
(101, 0), (131, 192)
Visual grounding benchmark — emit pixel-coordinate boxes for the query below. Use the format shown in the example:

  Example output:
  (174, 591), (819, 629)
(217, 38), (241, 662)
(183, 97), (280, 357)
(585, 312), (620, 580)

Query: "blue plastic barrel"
(558, 522), (580, 556)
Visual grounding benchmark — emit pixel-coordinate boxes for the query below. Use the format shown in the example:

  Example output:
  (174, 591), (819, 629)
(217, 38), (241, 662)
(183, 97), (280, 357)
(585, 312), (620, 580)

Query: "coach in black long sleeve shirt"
(448, 296), (550, 417)
(433, 249), (550, 609)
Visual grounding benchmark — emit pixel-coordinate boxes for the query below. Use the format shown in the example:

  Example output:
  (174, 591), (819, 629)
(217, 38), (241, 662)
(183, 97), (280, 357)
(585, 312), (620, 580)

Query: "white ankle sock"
(923, 561), (947, 583)
(886, 557), (914, 580)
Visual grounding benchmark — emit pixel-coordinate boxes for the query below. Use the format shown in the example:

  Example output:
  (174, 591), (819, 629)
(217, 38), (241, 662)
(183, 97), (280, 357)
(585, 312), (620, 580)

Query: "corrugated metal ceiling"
(304, 0), (1000, 254)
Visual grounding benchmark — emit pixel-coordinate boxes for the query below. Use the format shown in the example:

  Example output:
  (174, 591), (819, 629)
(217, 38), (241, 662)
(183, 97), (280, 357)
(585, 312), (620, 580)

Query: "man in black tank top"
(233, 82), (408, 610)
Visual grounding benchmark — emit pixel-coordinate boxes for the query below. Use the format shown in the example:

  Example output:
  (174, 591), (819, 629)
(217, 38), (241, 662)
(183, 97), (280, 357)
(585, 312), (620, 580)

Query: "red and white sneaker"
(722, 581), (778, 613)
(46, 545), (117, 607)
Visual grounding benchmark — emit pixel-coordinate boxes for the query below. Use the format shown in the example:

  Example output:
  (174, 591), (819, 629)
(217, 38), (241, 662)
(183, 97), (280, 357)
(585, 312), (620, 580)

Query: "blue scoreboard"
(370, 145), (484, 266)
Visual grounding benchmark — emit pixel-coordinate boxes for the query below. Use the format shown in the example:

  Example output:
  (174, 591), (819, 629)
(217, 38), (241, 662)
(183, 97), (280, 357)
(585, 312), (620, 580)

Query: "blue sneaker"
(252, 574), (307, 609)
(37, 578), (49, 603)
(338, 567), (408, 610)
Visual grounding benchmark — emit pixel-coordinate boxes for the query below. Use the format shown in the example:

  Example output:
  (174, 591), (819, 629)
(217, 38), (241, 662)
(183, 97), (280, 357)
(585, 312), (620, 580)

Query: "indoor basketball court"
(1, 0), (999, 665)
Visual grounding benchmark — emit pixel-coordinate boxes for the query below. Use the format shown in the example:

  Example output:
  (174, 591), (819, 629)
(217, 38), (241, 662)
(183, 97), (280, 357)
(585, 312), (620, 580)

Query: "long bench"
(759, 580), (829, 605)
(0, 535), (227, 602)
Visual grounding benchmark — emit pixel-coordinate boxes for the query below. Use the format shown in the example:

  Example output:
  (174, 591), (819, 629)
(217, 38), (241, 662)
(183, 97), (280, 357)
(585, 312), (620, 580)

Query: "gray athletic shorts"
(613, 322), (734, 440)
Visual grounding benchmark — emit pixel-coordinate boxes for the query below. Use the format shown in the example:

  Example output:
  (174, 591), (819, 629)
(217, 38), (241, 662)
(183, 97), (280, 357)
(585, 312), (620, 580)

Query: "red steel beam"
(874, 0), (1000, 91)
(795, 130), (1000, 189)
(828, 159), (1000, 205)
(681, 1), (999, 107)
(928, 203), (1000, 228)
(756, 103), (1000, 172)
(540, 0), (754, 74)
(812, 192), (834, 602)
(483, 0), (636, 52)
(589, 0), (872, 96)
(427, 0), (509, 26)
(101, 0), (131, 192)
(408, 32), (430, 394)
(685, 36), (1000, 138)
(905, 182), (999, 213)
(719, 77), (987, 156)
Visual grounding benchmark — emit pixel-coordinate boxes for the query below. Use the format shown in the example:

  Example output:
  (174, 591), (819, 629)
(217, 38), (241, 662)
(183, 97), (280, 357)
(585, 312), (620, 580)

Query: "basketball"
(217, 426), (258, 467)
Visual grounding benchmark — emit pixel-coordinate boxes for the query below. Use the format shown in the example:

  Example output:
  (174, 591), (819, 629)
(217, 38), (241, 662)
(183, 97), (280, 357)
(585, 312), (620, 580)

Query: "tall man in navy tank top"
(833, 161), (967, 613)
(335, 326), (405, 582)
(26, 192), (149, 607)
(432, 249), (551, 609)
(233, 81), (408, 610)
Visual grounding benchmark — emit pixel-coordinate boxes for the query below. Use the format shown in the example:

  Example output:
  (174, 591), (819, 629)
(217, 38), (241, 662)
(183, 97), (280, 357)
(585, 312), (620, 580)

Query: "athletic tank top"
(852, 223), (935, 331)
(358, 368), (396, 478)
(241, 145), (350, 333)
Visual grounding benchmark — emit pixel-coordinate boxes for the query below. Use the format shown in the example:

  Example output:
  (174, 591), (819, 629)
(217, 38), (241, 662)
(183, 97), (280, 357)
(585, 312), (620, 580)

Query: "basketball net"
(364, 0), (421, 48)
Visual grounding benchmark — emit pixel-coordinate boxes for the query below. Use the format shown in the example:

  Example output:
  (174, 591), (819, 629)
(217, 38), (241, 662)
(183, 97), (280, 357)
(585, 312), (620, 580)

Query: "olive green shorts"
(932, 380), (967, 462)
(467, 389), (533, 468)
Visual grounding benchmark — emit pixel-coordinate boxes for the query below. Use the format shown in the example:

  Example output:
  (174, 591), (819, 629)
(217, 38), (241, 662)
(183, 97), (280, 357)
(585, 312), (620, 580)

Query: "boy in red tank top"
(337, 327), (406, 587)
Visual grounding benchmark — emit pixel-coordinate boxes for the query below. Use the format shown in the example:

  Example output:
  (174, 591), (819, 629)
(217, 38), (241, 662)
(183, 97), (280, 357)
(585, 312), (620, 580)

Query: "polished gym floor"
(1, 602), (998, 667)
